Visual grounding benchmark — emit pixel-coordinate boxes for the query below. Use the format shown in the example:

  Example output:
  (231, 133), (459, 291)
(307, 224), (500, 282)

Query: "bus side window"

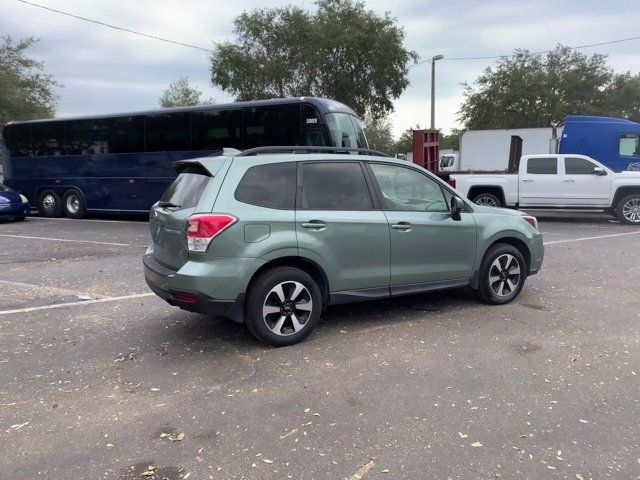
(145, 113), (190, 152)
(192, 109), (242, 150)
(5, 124), (31, 158)
(32, 123), (65, 157)
(243, 104), (300, 149)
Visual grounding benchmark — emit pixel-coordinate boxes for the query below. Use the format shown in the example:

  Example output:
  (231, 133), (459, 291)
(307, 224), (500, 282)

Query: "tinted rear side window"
(527, 157), (557, 174)
(160, 168), (210, 210)
(301, 162), (373, 210)
(235, 162), (297, 209)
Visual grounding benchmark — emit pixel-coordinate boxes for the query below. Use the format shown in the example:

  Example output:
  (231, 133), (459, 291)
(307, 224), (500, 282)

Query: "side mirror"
(451, 197), (464, 218)
(341, 133), (351, 148)
(593, 167), (607, 176)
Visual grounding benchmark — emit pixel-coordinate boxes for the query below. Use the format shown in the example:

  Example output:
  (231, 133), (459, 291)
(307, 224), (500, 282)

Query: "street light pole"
(430, 54), (444, 130)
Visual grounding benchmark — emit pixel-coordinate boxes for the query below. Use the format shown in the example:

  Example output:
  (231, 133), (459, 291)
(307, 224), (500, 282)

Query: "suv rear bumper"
(143, 253), (245, 323)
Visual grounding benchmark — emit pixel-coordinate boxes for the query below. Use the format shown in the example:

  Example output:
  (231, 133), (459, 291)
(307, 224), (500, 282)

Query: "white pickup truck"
(449, 154), (640, 225)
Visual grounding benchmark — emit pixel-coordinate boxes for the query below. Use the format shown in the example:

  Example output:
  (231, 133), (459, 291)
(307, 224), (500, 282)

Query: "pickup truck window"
(369, 163), (448, 212)
(565, 157), (598, 175)
(619, 134), (640, 157)
(527, 157), (557, 174)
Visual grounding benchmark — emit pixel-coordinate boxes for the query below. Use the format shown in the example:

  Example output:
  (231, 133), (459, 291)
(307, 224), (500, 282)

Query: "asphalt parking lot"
(1, 212), (639, 480)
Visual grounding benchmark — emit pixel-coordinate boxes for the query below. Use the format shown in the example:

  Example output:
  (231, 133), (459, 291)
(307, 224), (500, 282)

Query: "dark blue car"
(0, 182), (29, 221)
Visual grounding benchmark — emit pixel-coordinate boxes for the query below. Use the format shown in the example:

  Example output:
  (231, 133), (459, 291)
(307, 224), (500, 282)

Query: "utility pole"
(430, 54), (444, 130)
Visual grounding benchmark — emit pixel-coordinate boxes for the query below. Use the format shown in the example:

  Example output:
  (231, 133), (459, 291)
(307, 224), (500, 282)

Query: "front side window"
(369, 163), (448, 212)
(619, 134), (640, 157)
(301, 162), (373, 210)
(565, 157), (598, 175)
(527, 157), (557, 174)
(235, 162), (296, 209)
(325, 113), (368, 148)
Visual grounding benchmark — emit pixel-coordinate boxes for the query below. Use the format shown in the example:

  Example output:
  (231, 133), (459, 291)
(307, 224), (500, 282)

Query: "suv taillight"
(448, 178), (456, 189)
(187, 214), (237, 252)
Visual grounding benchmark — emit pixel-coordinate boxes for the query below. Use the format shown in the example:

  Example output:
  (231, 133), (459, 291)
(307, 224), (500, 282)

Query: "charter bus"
(1, 97), (368, 219)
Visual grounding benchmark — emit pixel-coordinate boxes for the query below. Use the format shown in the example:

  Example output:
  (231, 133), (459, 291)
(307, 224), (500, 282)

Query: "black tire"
(62, 189), (87, 219)
(15, 216), (26, 222)
(245, 267), (322, 347)
(472, 192), (502, 208)
(477, 243), (527, 305)
(615, 193), (640, 225)
(37, 189), (62, 218)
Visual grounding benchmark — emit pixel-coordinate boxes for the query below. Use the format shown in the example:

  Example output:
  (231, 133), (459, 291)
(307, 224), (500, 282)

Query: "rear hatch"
(149, 158), (226, 270)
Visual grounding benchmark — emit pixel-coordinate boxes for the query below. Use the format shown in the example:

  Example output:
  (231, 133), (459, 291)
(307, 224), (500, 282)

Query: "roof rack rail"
(235, 146), (391, 158)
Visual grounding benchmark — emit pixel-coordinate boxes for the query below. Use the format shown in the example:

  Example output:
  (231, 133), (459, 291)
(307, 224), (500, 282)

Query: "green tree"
(159, 76), (213, 107)
(0, 36), (58, 126)
(0, 37), (58, 165)
(440, 128), (462, 150)
(393, 126), (417, 155)
(210, 0), (417, 117)
(459, 45), (613, 129)
(363, 114), (394, 154)
(603, 72), (640, 123)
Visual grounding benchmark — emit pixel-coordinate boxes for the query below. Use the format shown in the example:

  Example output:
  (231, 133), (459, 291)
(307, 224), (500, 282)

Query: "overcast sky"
(3, 0), (640, 136)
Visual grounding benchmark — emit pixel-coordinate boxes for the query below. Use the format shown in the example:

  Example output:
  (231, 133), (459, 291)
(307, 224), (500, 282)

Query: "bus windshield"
(325, 113), (368, 149)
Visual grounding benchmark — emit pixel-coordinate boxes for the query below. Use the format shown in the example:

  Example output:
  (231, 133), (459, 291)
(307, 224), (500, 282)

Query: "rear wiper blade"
(158, 201), (182, 209)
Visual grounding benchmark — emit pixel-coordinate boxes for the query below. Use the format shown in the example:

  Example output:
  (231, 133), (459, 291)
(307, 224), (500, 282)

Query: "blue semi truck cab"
(560, 116), (640, 172)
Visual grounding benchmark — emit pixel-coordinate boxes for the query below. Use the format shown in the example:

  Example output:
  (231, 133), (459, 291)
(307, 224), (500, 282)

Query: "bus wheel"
(62, 190), (87, 219)
(37, 190), (62, 218)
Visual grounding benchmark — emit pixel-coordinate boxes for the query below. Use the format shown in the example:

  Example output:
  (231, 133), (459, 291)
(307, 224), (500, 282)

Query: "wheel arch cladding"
(247, 256), (330, 306)
(472, 236), (532, 289)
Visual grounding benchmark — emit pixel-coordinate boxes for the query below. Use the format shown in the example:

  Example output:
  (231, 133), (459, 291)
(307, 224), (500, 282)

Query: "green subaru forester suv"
(144, 147), (544, 346)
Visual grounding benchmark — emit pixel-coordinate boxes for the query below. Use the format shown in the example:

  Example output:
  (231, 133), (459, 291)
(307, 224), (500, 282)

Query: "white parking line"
(31, 216), (147, 225)
(544, 230), (640, 245)
(0, 292), (155, 315)
(0, 233), (135, 247)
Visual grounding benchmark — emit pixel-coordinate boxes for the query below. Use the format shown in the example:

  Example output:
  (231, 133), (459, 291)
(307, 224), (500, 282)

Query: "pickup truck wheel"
(472, 193), (502, 208)
(477, 243), (526, 305)
(616, 194), (640, 224)
(245, 267), (322, 347)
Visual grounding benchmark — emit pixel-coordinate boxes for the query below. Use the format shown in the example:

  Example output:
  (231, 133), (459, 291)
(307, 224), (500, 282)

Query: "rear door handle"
(391, 222), (412, 231)
(522, 179), (534, 183)
(301, 220), (326, 230)
(564, 179), (576, 183)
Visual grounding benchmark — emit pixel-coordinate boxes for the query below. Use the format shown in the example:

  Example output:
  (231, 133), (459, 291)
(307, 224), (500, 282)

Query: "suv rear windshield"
(160, 167), (210, 210)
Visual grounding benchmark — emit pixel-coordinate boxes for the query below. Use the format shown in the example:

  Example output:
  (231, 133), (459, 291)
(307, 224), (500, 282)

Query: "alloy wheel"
(622, 197), (640, 223)
(475, 196), (498, 207)
(262, 281), (313, 336)
(489, 254), (521, 297)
